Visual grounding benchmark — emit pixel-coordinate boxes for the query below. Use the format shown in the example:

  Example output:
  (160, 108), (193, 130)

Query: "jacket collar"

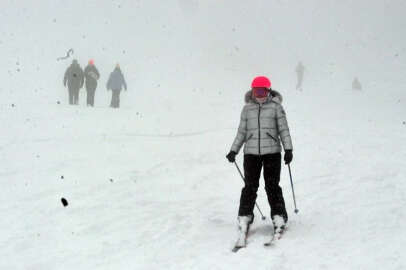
(244, 89), (283, 104)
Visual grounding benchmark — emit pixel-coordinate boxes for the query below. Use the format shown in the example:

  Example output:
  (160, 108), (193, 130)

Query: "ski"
(232, 221), (251, 252)
(232, 228), (248, 252)
(263, 232), (275, 247)
(264, 225), (286, 247)
(232, 244), (245, 253)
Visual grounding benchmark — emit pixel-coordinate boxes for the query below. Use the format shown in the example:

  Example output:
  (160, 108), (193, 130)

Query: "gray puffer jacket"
(230, 90), (293, 155)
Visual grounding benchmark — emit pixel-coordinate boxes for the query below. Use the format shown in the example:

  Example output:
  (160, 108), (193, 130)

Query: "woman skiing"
(226, 76), (293, 242)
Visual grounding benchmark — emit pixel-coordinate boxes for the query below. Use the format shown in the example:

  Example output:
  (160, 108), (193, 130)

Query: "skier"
(226, 76), (293, 243)
(352, 77), (362, 91)
(295, 61), (305, 90)
(84, 59), (100, 106)
(63, 59), (84, 105)
(106, 64), (127, 108)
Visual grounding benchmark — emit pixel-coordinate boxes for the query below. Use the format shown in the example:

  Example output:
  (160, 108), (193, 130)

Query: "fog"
(1, 0), (405, 104)
(1, 1), (406, 269)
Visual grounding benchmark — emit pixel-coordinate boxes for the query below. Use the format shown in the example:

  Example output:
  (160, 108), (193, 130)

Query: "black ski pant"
(110, 89), (121, 108)
(68, 87), (79, 105)
(86, 87), (96, 106)
(238, 153), (288, 222)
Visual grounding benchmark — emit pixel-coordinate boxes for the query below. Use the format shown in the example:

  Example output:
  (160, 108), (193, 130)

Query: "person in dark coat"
(226, 76), (293, 234)
(106, 64), (127, 108)
(352, 77), (362, 91)
(63, 59), (84, 105)
(84, 59), (100, 106)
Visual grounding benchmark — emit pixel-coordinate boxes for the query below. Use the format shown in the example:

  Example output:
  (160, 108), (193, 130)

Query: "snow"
(1, 0), (406, 269)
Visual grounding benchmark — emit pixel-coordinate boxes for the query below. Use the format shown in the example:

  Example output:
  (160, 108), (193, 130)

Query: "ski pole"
(233, 162), (266, 220)
(287, 164), (299, 214)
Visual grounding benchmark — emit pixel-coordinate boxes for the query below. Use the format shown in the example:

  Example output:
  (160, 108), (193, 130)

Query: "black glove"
(226, 151), (237, 163)
(284, 150), (293, 164)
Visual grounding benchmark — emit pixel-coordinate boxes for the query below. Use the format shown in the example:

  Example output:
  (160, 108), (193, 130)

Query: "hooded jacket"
(106, 68), (127, 91)
(230, 90), (293, 155)
(63, 62), (84, 90)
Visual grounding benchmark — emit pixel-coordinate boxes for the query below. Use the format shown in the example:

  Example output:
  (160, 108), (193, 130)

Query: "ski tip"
(232, 246), (245, 252)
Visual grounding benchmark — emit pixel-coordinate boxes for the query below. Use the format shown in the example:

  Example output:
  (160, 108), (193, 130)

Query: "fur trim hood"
(244, 89), (283, 104)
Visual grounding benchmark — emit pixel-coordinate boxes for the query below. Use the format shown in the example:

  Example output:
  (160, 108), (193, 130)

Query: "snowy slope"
(1, 1), (406, 269)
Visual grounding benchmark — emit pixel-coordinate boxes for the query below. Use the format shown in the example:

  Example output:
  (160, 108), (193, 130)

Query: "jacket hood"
(244, 89), (283, 104)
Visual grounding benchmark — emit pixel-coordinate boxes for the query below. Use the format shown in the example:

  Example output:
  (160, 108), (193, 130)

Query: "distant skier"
(84, 59), (100, 106)
(106, 64), (127, 108)
(226, 76), (293, 241)
(63, 59), (84, 105)
(295, 61), (305, 90)
(352, 77), (362, 91)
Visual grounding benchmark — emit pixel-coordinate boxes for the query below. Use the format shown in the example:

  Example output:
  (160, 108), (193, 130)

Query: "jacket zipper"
(258, 104), (261, 155)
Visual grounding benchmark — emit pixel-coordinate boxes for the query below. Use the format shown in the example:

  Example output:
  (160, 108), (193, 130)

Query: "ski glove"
(226, 151), (237, 163)
(284, 150), (293, 164)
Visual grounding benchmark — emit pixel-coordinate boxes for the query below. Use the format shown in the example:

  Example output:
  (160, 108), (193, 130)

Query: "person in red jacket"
(84, 59), (100, 107)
